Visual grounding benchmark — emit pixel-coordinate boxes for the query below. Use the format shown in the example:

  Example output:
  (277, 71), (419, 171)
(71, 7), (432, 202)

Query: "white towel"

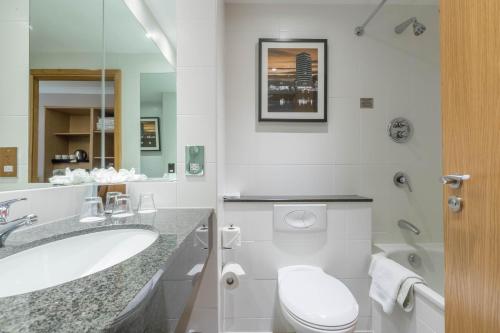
(368, 253), (425, 314)
(397, 277), (424, 312)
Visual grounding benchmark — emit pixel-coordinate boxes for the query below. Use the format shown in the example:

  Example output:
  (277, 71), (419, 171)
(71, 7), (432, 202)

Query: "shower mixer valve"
(388, 117), (413, 143)
(394, 172), (413, 192)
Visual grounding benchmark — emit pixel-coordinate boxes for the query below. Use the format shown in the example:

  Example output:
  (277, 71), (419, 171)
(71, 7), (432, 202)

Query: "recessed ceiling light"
(145, 33), (153, 39)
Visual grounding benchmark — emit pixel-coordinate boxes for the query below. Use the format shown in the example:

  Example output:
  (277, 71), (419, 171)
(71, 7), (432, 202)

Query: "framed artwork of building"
(258, 38), (327, 122)
(140, 117), (161, 151)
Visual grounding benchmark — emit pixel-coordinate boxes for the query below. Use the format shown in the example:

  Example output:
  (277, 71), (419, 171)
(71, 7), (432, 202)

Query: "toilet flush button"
(274, 204), (327, 232)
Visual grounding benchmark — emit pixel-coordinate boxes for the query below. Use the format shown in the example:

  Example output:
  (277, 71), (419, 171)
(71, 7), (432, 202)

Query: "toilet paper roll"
(194, 225), (209, 249)
(222, 225), (241, 249)
(222, 263), (246, 290)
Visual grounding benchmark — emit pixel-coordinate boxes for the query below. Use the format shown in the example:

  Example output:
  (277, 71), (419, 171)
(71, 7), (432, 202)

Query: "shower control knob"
(448, 196), (463, 213)
(388, 117), (412, 143)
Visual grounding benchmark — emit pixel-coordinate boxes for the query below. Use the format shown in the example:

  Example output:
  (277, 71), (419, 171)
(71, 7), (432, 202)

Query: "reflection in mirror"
(4, 0), (178, 190)
(28, 0), (122, 184)
(140, 73), (177, 179)
(105, 0), (176, 179)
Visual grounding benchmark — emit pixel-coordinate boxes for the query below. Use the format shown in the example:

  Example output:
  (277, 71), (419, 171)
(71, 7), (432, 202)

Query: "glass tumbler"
(105, 191), (122, 214)
(138, 193), (157, 214)
(79, 197), (106, 223)
(111, 194), (134, 218)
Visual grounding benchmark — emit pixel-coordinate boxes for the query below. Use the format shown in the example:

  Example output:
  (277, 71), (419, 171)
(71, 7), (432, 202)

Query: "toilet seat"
(278, 266), (359, 332)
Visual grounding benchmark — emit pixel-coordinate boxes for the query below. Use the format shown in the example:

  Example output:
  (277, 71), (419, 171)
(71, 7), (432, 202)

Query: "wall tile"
(224, 202), (274, 241)
(177, 162), (217, 207)
(177, 114), (217, 164)
(177, 0), (216, 20)
(224, 279), (277, 318)
(177, 67), (216, 116)
(0, 21), (29, 68)
(0, 0), (29, 21)
(127, 181), (177, 208)
(177, 19), (216, 67)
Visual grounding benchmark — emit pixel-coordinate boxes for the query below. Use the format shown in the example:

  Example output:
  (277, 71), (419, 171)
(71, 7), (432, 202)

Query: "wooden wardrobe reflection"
(29, 69), (122, 183)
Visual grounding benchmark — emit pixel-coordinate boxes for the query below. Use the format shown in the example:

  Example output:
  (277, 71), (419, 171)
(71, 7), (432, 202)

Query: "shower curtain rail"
(354, 0), (388, 36)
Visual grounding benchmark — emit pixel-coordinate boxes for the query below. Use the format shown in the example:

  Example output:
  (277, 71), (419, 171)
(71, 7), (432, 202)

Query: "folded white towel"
(368, 253), (424, 314)
(397, 277), (424, 312)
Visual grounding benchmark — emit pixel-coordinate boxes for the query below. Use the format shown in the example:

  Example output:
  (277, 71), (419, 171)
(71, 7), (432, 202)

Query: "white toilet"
(278, 266), (359, 333)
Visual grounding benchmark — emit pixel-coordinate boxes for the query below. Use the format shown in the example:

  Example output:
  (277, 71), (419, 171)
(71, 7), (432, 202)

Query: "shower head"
(395, 17), (426, 36)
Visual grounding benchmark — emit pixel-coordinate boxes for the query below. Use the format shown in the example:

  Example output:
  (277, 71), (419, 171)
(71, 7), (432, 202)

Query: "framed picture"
(140, 117), (161, 151)
(259, 38), (327, 122)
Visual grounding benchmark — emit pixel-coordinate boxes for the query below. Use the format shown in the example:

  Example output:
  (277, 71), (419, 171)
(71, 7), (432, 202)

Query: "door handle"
(440, 174), (470, 189)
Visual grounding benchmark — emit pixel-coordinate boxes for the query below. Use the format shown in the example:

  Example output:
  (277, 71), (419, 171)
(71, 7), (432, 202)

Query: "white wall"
(223, 202), (372, 332)
(224, 3), (442, 244)
(175, 0), (220, 332)
(0, 0), (29, 190)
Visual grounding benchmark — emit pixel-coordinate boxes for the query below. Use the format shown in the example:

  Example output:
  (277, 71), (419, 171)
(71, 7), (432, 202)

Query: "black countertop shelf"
(223, 195), (373, 203)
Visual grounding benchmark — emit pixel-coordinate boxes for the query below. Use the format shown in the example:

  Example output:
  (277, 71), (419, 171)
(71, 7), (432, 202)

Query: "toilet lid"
(278, 266), (359, 328)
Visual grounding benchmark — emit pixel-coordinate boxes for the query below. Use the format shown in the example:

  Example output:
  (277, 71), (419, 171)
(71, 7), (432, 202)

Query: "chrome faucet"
(0, 198), (37, 247)
(393, 171), (413, 192)
(0, 198), (28, 224)
(397, 219), (420, 235)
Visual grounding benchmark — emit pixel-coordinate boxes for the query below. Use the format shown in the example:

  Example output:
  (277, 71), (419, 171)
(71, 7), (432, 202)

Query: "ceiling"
(225, 0), (439, 4)
(140, 73), (177, 105)
(29, 0), (175, 54)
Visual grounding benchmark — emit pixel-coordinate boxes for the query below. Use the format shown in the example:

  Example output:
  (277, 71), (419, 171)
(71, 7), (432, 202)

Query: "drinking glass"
(105, 191), (122, 214)
(138, 193), (157, 214)
(111, 194), (134, 218)
(79, 197), (106, 223)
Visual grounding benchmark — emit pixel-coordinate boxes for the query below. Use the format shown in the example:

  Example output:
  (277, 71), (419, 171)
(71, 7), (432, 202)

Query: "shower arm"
(354, 0), (388, 36)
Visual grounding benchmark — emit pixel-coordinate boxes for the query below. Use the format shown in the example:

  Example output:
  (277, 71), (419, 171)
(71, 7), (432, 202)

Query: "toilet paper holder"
(222, 224), (241, 249)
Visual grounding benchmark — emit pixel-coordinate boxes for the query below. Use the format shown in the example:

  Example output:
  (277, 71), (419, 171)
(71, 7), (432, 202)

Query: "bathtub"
(371, 243), (445, 333)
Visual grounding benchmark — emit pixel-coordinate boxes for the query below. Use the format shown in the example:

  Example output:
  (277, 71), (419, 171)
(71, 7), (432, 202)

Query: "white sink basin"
(0, 228), (159, 298)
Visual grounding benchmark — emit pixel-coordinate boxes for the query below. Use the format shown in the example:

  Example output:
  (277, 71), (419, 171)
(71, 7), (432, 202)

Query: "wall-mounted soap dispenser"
(185, 146), (205, 176)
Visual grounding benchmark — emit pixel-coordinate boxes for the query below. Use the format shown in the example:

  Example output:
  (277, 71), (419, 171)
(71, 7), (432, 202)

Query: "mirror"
(0, 0), (176, 191)
(140, 73), (177, 179)
(104, 0), (176, 180)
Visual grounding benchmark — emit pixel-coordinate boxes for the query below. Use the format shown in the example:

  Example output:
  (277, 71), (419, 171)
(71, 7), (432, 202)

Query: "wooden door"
(441, 0), (500, 331)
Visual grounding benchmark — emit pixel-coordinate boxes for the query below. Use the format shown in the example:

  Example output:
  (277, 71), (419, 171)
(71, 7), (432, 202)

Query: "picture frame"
(258, 38), (328, 122)
(140, 117), (161, 151)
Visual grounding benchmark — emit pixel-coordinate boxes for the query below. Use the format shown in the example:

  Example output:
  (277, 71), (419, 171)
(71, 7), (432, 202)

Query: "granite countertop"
(223, 195), (373, 203)
(0, 209), (212, 333)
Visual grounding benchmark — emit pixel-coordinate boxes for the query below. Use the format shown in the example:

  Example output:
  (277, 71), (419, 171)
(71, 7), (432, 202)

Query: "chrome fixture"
(398, 219), (420, 235)
(0, 214), (38, 247)
(441, 174), (470, 189)
(0, 198), (37, 247)
(388, 117), (412, 143)
(394, 172), (413, 192)
(395, 17), (427, 36)
(447, 196), (463, 213)
(408, 253), (422, 268)
(0, 198), (27, 224)
(354, 0), (388, 36)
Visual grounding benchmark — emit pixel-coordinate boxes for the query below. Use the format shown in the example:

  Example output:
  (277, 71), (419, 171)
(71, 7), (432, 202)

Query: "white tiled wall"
(176, 0), (219, 209)
(223, 202), (372, 332)
(0, 0), (29, 190)
(0, 184), (93, 225)
(224, 3), (442, 244)
(176, 0), (220, 331)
